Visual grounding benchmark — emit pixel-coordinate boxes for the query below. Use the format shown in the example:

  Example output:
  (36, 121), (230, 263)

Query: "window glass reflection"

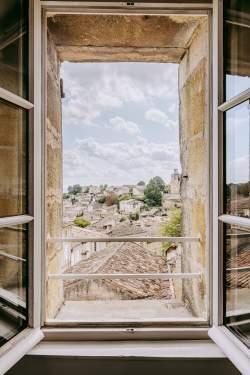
(0, 0), (29, 98)
(0, 224), (27, 347)
(225, 224), (250, 349)
(224, 0), (250, 100)
(0, 100), (28, 217)
(225, 101), (250, 218)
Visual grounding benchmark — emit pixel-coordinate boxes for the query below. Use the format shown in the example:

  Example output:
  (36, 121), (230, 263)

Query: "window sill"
(28, 339), (225, 359)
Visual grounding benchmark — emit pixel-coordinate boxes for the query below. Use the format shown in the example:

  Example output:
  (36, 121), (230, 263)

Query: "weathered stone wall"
(46, 31), (64, 319)
(179, 19), (209, 318)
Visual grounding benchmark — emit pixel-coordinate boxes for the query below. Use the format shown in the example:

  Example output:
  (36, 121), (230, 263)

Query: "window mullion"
(219, 214), (250, 228)
(218, 88), (250, 112)
(0, 215), (33, 228)
(0, 87), (34, 110)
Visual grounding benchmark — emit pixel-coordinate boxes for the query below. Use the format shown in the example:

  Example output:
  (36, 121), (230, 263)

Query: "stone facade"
(46, 31), (64, 319)
(179, 19), (209, 318)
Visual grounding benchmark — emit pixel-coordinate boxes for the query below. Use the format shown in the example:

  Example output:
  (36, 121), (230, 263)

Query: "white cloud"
(107, 116), (141, 135)
(61, 62), (179, 128)
(63, 136), (181, 188)
(61, 62), (180, 188)
(145, 108), (167, 124)
(144, 108), (178, 129)
(76, 136), (179, 171)
(227, 155), (249, 184)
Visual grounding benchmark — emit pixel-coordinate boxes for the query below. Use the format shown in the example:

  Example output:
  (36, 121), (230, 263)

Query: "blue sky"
(61, 62), (180, 191)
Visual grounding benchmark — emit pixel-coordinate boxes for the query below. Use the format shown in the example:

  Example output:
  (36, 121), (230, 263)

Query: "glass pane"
(225, 101), (250, 218)
(224, 224), (250, 349)
(0, 100), (28, 217)
(0, 0), (29, 98)
(0, 224), (28, 347)
(224, 0), (250, 100)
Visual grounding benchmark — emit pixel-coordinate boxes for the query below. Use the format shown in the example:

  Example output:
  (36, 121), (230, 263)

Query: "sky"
(61, 62), (180, 191)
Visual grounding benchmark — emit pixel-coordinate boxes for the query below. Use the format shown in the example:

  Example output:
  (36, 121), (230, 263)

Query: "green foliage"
(143, 176), (166, 207)
(74, 218), (91, 228)
(149, 176), (165, 191)
(83, 186), (89, 193)
(119, 216), (127, 222)
(63, 193), (70, 199)
(129, 212), (139, 221)
(161, 209), (182, 250)
(68, 184), (82, 195)
(118, 194), (131, 202)
(137, 180), (145, 186)
(164, 184), (171, 193)
(106, 193), (119, 206)
(98, 196), (106, 204)
(144, 182), (162, 207)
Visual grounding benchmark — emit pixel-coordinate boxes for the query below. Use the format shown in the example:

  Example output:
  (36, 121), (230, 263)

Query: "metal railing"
(48, 236), (201, 281)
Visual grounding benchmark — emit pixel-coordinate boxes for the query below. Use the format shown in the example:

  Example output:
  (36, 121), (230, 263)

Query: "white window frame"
(0, 1), (44, 373)
(208, 1), (250, 374)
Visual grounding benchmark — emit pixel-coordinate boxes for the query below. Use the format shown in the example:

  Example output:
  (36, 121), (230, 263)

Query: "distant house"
(119, 199), (144, 214)
(115, 185), (130, 196)
(63, 200), (83, 219)
(108, 220), (147, 237)
(93, 214), (117, 233)
(132, 185), (144, 197)
(88, 185), (101, 194)
(62, 224), (108, 270)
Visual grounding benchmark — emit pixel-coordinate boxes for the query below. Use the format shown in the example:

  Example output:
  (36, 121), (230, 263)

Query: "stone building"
(170, 169), (181, 195)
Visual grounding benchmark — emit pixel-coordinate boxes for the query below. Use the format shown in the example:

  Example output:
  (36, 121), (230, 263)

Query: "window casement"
(0, 0), (43, 373)
(209, 1), (250, 374)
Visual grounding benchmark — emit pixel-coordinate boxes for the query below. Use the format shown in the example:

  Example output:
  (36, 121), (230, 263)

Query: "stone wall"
(46, 31), (64, 319)
(179, 19), (209, 318)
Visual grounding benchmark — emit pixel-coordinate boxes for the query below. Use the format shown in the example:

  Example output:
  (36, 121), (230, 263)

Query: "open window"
(0, 0), (43, 372)
(43, 8), (211, 327)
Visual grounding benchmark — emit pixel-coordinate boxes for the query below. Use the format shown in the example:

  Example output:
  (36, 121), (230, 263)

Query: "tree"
(68, 184), (82, 195)
(150, 176), (165, 191)
(100, 184), (108, 193)
(106, 193), (118, 206)
(137, 181), (145, 186)
(129, 212), (139, 221)
(118, 194), (131, 202)
(98, 196), (106, 204)
(161, 209), (182, 250)
(144, 181), (163, 207)
(74, 218), (91, 228)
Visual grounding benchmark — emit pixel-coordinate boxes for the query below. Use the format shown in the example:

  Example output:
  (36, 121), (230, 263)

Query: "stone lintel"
(57, 46), (186, 63)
